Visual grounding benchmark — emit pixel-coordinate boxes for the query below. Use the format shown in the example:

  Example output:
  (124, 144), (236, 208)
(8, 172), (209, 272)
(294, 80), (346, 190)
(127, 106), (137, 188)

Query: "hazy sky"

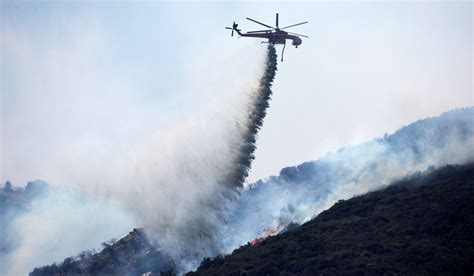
(1, 1), (472, 186)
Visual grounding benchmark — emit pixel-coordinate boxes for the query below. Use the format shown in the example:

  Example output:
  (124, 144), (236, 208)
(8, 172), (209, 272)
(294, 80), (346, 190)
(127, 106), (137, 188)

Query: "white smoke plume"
(222, 107), (474, 251)
(0, 184), (140, 275)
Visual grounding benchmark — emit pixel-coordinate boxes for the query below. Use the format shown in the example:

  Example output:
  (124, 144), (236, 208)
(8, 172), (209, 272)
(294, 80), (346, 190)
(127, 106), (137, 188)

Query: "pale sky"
(1, 1), (472, 186)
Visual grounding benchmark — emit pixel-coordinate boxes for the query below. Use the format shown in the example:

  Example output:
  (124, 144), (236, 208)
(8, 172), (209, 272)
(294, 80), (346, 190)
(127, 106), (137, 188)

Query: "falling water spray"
(148, 45), (279, 272)
(223, 44), (278, 189)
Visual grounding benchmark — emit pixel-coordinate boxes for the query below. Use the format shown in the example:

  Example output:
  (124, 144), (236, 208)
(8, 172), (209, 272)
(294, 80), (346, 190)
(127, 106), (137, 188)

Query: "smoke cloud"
(0, 183), (139, 275)
(221, 107), (474, 250)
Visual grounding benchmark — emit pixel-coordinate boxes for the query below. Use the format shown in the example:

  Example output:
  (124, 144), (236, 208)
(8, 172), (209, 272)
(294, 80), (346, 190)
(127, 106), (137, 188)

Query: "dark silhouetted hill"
(191, 163), (474, 275)
(30, 228), (175, 276)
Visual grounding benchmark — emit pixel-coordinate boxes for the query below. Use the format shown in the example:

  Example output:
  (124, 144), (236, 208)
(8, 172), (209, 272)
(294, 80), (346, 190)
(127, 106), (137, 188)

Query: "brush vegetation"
(191, 163), (474, 275)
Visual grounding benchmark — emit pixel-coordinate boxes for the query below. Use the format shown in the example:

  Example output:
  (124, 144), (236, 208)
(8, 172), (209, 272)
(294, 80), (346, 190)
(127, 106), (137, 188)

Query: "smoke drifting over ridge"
(222, 107), (474, 251)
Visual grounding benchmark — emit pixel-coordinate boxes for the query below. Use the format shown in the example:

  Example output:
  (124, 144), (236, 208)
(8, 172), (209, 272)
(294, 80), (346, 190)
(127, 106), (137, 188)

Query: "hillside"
(30, 228), (175, 275)
(223, 107), (474, 248)
(191, 163), (474, 275)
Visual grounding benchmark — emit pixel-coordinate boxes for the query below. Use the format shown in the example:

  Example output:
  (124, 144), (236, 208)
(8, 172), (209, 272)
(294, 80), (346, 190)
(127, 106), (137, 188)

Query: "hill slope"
(223, 107), (474, 248)
(30, 228), (175, 276)
(191, 163), (474, 275)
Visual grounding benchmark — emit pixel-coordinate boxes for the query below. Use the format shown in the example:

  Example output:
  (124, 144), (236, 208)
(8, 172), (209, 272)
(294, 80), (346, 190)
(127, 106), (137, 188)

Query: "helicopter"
(226, 13), (308, 61)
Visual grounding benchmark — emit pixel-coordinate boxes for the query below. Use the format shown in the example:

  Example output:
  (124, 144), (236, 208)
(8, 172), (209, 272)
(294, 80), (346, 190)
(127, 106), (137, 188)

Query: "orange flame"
(250, 224), (281, 246)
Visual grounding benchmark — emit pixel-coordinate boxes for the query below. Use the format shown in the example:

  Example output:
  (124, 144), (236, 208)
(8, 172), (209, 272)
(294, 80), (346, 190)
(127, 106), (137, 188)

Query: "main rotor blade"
(246, 17), (275, 29)
(276, 13), (279, 28)
(287, 31), (309, 38)
(225, 27), (233, 29)
(281, 21), (308, 29)
(247, 29), (273, 33)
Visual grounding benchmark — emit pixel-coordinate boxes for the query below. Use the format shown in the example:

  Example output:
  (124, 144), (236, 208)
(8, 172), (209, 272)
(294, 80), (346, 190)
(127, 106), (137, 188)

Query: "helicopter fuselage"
(239, 30), (302, 47)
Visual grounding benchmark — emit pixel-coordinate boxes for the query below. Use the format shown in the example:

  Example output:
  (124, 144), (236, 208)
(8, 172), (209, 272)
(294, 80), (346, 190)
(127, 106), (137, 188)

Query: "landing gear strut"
(281, 42), (286, 62)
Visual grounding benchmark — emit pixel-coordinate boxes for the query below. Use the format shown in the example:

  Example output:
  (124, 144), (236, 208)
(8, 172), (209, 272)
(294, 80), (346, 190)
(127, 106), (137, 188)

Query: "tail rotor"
(225, 21), (240, 37)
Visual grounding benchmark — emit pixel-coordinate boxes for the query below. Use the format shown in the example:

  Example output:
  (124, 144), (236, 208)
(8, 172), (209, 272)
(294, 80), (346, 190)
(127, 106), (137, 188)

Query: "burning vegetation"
(250, 224), (282, 246)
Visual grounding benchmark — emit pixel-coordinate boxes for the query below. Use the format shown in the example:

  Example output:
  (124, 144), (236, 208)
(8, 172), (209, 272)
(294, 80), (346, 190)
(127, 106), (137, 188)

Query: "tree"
(3, 181), (13, 192)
